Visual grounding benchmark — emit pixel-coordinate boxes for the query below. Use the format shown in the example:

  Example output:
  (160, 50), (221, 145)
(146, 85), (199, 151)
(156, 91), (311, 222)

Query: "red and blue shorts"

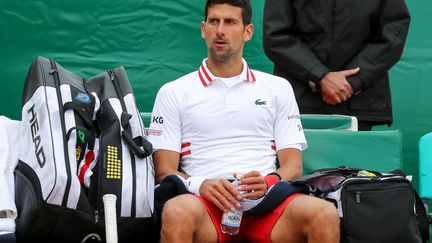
(195, 193), (302, 243)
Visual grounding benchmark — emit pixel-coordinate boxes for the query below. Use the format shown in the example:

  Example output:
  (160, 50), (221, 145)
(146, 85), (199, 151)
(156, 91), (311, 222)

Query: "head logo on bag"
(27, 104), (46, 168)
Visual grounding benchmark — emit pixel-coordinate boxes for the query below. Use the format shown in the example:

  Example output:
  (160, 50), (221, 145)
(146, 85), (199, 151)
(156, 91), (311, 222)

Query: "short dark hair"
(204, 0), (252, 26)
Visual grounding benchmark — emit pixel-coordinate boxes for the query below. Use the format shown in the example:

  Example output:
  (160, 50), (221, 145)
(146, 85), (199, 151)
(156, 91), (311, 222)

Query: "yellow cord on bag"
(357, 170), (376, 177)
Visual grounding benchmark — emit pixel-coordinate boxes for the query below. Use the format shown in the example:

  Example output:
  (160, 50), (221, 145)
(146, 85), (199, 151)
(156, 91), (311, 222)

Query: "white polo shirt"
(148, 59), (307, 179)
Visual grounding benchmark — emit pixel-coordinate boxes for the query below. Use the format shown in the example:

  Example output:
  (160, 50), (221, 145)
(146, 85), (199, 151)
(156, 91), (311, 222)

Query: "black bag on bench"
(295, 167), (429, 243)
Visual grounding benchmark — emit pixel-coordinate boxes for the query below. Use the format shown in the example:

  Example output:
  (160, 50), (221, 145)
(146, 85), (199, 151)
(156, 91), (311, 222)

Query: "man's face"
(201, 3), (253, 63)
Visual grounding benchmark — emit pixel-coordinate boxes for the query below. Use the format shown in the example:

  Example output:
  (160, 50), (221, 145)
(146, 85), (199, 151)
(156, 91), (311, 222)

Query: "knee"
(162, 197), (190, 223)
(162, 195), (202, 225)
(312, 201), (340, 228)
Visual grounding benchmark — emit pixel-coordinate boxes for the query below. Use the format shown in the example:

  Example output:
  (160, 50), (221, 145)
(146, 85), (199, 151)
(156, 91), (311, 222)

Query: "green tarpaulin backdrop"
(1, 0), (431, 188)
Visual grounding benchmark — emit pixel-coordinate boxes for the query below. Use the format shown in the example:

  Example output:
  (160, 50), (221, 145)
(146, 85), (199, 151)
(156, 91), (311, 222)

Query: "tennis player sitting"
(148, 0), (340, 242)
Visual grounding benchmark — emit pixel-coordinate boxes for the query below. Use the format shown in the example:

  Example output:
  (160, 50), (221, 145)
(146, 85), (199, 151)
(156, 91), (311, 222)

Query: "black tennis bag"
(16, 56), (156, 242)
(296, 167), (429, 243)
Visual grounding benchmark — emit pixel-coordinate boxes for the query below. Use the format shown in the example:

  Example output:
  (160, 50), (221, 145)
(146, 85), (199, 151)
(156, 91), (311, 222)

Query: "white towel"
(0, 219), (15, 233)
(0, 116), (20, 232)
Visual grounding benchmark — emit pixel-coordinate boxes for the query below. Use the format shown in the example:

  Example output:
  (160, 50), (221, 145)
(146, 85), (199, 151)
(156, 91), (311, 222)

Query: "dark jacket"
(263, 0), (411, 124)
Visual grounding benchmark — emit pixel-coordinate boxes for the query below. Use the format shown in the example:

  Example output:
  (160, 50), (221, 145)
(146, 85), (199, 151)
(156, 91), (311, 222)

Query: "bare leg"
(271, 195), (340, 243)
(160, 194), (218, 243)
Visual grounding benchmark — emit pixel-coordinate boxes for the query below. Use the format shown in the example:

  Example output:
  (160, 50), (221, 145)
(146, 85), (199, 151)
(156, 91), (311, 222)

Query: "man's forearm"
(276, 148), (303, 181)
(276, 166), (302, 181)
(156, 171), (190, 184)
(153, 149), (184, 184)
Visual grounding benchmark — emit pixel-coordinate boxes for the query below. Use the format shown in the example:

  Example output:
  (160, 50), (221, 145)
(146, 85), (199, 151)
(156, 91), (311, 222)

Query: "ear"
(201, 21), (206, 39)
(243, 23), (254, 42)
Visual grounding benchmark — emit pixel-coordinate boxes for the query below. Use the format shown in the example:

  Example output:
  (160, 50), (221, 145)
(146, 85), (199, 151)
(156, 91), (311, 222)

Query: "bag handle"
(110, 69), (153, 158)
(64, 101), (96, 131)
(121, 112), (152, 158)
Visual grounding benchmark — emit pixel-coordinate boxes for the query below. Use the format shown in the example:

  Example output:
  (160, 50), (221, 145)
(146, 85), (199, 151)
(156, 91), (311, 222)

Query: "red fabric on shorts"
(195, 193), (303, 243)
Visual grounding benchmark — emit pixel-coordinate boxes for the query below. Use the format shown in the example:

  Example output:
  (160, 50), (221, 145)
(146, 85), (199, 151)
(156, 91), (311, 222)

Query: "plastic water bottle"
(221, 180), (243, 235)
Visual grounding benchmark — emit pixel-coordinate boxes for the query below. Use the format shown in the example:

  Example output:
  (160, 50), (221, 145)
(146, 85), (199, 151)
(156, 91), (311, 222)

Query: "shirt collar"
(197, 58), (256, 87)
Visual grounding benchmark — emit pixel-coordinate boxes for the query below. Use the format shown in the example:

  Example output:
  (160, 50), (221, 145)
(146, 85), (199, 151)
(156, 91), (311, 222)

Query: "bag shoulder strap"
(392, 169), (430, 243)
(414, 189), (430, 243)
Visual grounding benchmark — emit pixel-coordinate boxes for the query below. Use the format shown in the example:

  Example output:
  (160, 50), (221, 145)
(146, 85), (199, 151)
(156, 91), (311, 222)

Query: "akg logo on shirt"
(152, 116), (164, 124)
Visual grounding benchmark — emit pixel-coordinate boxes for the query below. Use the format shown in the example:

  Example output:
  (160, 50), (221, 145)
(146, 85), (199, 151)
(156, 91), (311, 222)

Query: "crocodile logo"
(255, 99), (267, 105)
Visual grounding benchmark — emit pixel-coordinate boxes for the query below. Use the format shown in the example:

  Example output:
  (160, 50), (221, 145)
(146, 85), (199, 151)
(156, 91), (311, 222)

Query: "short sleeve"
(273, 81), (308, 151)
(147, 84), (182, 153)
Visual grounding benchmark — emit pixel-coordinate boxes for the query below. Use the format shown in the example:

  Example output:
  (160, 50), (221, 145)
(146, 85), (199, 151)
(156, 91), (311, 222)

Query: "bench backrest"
(303, 130), (403, 174)
(300, 114), (358, 131)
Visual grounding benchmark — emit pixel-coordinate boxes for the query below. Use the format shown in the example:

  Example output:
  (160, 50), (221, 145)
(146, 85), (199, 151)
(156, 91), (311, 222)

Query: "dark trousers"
(358, 121), (377, 131)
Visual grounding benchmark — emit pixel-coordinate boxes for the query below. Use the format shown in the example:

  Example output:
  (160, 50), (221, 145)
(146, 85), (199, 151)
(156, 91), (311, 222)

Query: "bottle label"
(221, 209), (242, 227)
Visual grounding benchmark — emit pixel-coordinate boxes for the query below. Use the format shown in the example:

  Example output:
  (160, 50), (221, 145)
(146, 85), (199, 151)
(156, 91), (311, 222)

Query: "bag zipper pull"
(108, 70), (115, 81)
(355, 191), (361, 203)
(94, 210), (99, 223)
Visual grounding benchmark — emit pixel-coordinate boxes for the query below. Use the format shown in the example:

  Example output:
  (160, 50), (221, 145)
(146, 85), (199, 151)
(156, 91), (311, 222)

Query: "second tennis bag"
(85, 66), (155, 228)
(295, 167), (429, 243)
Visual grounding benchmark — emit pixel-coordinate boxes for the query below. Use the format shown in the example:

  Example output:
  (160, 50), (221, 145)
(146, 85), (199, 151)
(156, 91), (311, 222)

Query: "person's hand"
(320, 67), (359, 105)
(199, 178), (243, 213)
(236, 170), (267, 199)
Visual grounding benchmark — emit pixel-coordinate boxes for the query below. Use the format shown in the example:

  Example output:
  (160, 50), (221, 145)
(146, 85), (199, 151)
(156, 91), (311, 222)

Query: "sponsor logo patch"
(75, 92), (92, 104)
(152, 116), (164, 124)
(288, 115), (301, 120)
(148, 129), (162, 136)
(77, 130), (86, 143)
(76, 146), (82, 161)
(255, 99), (267, 106)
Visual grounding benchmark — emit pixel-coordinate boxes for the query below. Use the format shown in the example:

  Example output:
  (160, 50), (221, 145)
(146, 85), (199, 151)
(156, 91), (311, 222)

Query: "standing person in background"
(148, 0), (340, 242)
(263, 0), (410, 130)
